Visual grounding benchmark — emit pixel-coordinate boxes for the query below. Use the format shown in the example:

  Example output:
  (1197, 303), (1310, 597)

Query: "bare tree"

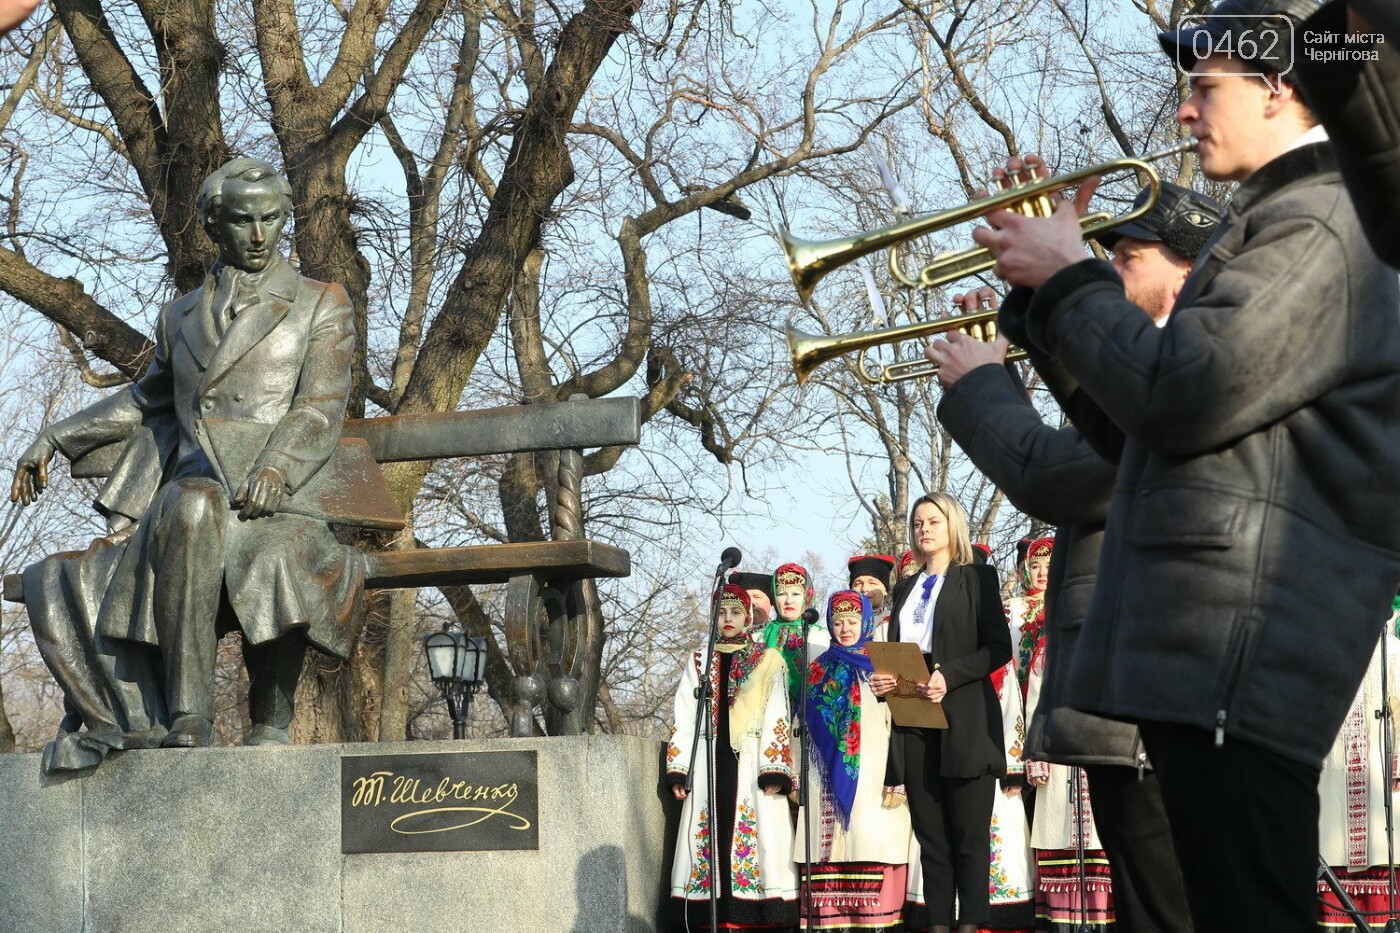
(0, 0), (928, 740)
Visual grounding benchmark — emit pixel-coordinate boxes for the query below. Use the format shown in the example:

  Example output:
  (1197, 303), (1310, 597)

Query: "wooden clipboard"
(866, 642), (948, 729)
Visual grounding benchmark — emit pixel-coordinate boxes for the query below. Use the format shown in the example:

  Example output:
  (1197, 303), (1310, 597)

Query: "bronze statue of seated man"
(10, 157), (374, 769)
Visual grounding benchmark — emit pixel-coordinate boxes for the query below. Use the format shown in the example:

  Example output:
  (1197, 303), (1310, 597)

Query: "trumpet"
(782, 140), (1197, 384)
(788, 303), (1026, 386)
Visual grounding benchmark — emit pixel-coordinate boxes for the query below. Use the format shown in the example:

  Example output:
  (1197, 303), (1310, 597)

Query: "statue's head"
(197, 158), (293, 273)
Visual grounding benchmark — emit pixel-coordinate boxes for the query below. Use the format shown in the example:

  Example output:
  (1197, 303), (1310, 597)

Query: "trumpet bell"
(787, 321), (830, 386)
(782, 231), (849, 308)
(787, 307), (1010, 386)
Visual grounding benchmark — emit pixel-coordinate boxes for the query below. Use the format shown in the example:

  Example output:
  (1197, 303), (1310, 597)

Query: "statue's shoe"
(160, 716), (212, 748)
(247, 724), (291, 746)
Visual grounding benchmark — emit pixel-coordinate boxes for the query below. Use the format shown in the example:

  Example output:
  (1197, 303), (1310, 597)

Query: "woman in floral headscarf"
(795, 590), (913, 932)
(666, 584), (798, 929)
(1006, 537), (1053, 700)
(764, 562), (831, 714)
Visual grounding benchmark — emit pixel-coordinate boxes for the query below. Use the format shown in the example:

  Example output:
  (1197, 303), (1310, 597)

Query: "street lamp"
(423, 622), (488, 740)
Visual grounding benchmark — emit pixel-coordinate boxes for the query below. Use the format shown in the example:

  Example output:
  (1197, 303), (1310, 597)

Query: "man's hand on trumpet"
(971, 154), (1101, 289)
(924, 286), (1011, 389)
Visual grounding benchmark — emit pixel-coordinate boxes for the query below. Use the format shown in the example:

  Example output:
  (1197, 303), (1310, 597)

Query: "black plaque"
(341, 750), (539, 854)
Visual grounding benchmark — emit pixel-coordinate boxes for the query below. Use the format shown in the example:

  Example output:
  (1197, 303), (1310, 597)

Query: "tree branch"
(0, 245), (152, 376)
(396, 0), (645, 419)
(51, 0), (167, 211)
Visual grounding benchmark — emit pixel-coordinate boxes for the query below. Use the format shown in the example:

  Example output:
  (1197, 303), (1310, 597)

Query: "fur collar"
(1228, 142), (1339, 216)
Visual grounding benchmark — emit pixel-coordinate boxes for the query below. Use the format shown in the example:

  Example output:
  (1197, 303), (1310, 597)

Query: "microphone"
(801, 608), (819, 625)
(719, 547), (742, 570)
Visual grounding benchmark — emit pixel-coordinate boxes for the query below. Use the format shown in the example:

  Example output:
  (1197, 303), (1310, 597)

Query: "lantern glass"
(424, 629), (461, 682)
(460, 635), (488, 684)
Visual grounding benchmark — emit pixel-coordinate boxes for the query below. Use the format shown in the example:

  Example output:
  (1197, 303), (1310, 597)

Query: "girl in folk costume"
(848, 555), (897, 640)
(667, 584), (798, 929)
(1317, 627), (1400, 929)
(985, 647), (1035, 929)
(1024, 634), (1115, 931)
(795, 590), (914, 932)
(1005, 537), (1052, 699)
(764, 562), (831, 714)
(1005, 537), (1050, 837)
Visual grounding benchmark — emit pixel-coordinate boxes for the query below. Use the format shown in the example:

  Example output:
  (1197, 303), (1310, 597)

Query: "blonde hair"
(908, 492), (974, 567)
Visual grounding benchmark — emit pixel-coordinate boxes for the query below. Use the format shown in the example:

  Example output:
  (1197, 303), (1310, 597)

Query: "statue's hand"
(233, 465), (285, 521)
(10, 433), (56, 506)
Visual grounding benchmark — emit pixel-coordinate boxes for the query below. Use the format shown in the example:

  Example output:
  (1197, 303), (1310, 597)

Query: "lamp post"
(423, 622), (488, 740)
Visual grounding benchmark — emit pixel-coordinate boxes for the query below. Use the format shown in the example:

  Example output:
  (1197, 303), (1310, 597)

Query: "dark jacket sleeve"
(996, 286), (1126, 463)
(937, 362), (1116, 528)
(938, 563), (1012, 691)
(884, 728), (905, 788)
(1021, 196), (1367, 458)
(1295, 1), (1400, 267)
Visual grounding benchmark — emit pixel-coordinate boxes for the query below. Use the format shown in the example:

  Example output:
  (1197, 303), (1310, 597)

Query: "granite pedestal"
(0, 735), (672, 933)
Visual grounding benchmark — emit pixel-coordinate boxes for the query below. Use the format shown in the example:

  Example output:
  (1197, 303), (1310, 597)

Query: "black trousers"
(1084, 764), (1193, 933)
(899, 727), (997, 926)
(1139, 722), (1321, 933)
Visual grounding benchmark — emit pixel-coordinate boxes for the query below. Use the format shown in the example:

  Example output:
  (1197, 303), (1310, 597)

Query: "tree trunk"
(376, 529), (419, 742)
(290, 641), (376, 745)
(0, 678), (15, 753)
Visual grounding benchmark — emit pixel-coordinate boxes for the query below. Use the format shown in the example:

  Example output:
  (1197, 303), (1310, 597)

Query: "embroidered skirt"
(799, 861), (907, 931)
(1034, 850), (1115, 930)
(1317, 865), (1400, 929)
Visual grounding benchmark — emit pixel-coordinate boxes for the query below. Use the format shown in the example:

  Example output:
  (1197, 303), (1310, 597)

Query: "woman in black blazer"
(871, 491), (1012, 933)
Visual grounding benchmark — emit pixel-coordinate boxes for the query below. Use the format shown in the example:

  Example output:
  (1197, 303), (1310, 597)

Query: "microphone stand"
(1073, 766), (1090, 933)
(798, 607), (815, 932)
(1319, 855), (1374, 933)
(683, 553), (732, 932)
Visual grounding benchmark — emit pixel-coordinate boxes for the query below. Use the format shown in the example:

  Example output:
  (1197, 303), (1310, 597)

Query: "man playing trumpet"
(960, 0), (1400, 929)
(927, 180), (1223, 933)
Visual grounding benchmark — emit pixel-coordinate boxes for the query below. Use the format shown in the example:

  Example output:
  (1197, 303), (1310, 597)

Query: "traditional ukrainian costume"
(795, 591), (913, 931)
(1317, 626), (1400, 929)
(1006, 537), (1051, 700)
(1025, 627), (1115, 931)
(763, 563), (831, 715)
(985, 654), (1035, 928)
(667, 584), (799, 928)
